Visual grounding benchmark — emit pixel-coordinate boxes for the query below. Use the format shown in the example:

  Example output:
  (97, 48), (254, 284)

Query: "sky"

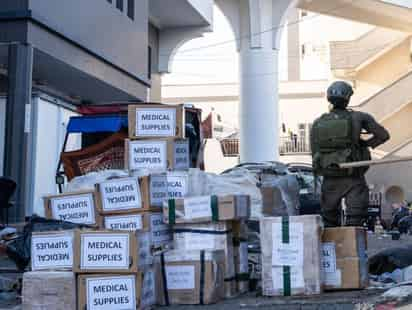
(162, 5), (288, 85)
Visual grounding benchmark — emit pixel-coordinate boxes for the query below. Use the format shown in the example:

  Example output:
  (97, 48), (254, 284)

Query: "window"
(127, 0), (134, 20)
(116, 0), (123, 11)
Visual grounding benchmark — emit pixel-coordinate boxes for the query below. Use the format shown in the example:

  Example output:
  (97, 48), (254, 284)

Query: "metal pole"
(4, 43), (33, 223)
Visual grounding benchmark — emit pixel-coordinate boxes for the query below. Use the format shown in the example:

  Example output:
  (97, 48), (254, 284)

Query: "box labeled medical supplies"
(31, 230), (75, 271)
(148, 212), (172, 249)
(44, 191), (101, 226)
(23, 271), (76, 310)
(95, 177), (145, 214)
(163, 195), (250, 224)
(322, 227), (368, 290)
(128, 103), (184, 139)
(77, 274), (141, 310)
(125, 139), (190, 172)
(155, 250), (225, 305)
(74, 230), (138, 273)
(260, 215), (322, 296)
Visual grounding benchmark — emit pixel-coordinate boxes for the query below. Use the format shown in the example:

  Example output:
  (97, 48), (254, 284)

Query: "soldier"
(310, 81), (390, 227)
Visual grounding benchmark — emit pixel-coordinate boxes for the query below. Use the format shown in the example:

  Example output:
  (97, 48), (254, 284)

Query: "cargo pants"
(321, 176), (369, 227)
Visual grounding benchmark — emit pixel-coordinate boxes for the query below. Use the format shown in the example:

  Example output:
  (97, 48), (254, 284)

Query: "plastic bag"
(369, 245), (412, 275)
(5, 215), (92, 270)
(65, 169), (128, 192)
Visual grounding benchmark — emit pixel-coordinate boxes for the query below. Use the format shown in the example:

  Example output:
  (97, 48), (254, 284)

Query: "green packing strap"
(281, 216), (291, 296)
(168, 199), (176, 225)
(211, 195), (219, 222)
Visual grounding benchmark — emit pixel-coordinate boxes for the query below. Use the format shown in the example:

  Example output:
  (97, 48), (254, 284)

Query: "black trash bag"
(398, 216), (412, 234)
(5, 215), (92, 271)
(369, 245), (412, 275)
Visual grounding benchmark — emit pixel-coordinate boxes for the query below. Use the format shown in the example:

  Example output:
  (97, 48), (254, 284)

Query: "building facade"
(0, 0), (213, 221)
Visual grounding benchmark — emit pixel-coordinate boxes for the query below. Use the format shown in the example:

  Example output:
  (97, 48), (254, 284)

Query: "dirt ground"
(1, 233), (412, 310)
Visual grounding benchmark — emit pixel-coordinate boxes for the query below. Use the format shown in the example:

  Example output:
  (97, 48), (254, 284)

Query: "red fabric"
(201, 113), (213, 139)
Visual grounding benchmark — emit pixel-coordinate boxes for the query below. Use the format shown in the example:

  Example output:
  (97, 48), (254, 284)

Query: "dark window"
(116, 0), (123, 11)
(148, 46), (152, 80)
(127, 0), (134, 20)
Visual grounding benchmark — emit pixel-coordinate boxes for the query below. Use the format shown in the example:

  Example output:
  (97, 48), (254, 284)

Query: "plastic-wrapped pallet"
(233, 220), (249, 294)
(172, 222), (236, 298)
(22, 271), (76, 310)
(155, 249), (225, 305)
(260, 215), (322, 296)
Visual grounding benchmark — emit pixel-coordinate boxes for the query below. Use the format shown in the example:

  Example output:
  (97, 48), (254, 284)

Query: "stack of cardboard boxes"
(161, 194), (251, 302)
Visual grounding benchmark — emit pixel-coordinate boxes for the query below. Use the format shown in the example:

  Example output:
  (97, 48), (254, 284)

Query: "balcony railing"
(219, 137), (311, 157)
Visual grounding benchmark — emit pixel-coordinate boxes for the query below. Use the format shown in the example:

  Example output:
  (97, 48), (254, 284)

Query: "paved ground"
(1, 233), (412, 309)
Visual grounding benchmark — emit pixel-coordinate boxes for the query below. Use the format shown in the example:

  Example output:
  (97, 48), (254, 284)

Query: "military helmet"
(327, 81), (354, 103)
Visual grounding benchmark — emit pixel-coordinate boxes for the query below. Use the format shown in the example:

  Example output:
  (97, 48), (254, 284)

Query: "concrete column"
(287, 8), (301, 81)
(4, 43), (33, 223)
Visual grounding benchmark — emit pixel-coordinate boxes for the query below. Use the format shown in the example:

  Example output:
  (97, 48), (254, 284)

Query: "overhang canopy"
(297, 0), (412, 32)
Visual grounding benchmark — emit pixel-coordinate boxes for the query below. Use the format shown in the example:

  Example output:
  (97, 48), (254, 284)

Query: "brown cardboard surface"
(124, 138), (189, 171)
(77, 274), (142, 310)
(31, 230), (76, 271)
(260, 215), (322, 296)
(73, 230), (138, 273)
(324, 257), (368, 290)
(128, 103), (184, 139)
(163, 195), (251, 224)
(155, 250), (225, 305)
(23, 271), (76, 310)
(44, 190), (102, 227)
(322, 227), (367, 258)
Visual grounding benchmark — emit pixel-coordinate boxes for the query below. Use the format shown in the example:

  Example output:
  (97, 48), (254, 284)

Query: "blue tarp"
(66, 115), (128, 133)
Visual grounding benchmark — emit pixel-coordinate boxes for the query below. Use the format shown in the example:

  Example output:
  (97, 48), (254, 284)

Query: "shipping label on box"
(127, 140), (168, 171)
(104, 214), (144, 231)
(166, 173), (188, 199)
(79, 233), (132, 271)
(321, 242), (341, 287)
(166, 265), (195, 290)
(174, 140), (190, 170)
(184, 196), (212, 220)
(149, 173), (189, 207)
(86, 275), (136, 310)
(98, 178), (142, 212)
(272, 222), (304, 267)
(135, 108), (176, 137)
(149, 174), (168, 207)
(137, 232), (153, 267)
(31, 231), (74, 271)
(48, 193), (96, 225)
(150, 213), (172, 248)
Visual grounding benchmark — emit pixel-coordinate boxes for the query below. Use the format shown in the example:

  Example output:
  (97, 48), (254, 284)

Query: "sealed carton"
(172, 222), (236, 297)
(234, 241), (249, 294)
(125, 138), (190, 172)
(260, 215), (322, 296)
(322, 227), (368, 290)
(163, 194), (250, 224)
(74, 230), (138, 273)
(23, 271), (76, 310)
(44, 191), (101, 226)
(147, 212), (173, 249)
(31, 230), (75, 271)
(155, 250), (225, 305)
(78, 274), (141, 310)
(128, 103), (184, 139)
(104, 213), (150, 231)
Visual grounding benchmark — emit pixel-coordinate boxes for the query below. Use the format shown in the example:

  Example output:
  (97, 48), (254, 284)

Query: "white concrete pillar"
(217, 0), (295, 163)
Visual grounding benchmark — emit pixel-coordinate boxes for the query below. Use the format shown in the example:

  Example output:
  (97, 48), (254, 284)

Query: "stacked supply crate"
(163, 194), (251, 301)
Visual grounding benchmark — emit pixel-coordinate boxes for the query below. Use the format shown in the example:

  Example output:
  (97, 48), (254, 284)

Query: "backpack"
(311, 110), (356, 177)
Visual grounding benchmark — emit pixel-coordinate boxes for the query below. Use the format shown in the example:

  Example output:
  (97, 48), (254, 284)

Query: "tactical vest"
(311, 110), (362, 177)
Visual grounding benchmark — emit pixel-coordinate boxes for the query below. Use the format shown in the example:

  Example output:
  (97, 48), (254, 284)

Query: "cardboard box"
(95, 177), (146, 214)
(260, 215), (322, 296)
(125, 138), (190, 172)
(23, 271), (76, 310)
(74, 230), (138, 273)
(78, 274), (141, 310)
(128, 103), (185, 139)
(155, 250), (225, 305)
(147, 212), (173, 249)
(31, 230), (75, 271)
(104, 213), (151, 231)
(172, 222), (236, 290)
(44, 191), (101, 226)
(163, 195), (251, 224)
(322, 227), (368, 290)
